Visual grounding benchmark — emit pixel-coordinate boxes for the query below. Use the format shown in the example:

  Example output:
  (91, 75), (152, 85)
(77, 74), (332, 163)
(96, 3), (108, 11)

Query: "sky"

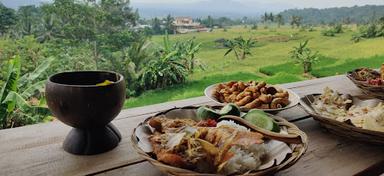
(131, 0), (384, 8)
(2, 0), (384, 18)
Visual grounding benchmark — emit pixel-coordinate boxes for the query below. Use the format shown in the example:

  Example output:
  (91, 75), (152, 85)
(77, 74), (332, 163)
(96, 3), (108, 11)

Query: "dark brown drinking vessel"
(46, 71), (125, 155)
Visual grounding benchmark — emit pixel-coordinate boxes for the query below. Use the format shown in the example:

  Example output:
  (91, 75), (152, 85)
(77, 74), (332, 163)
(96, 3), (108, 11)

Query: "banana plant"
(0, 56), (53, 129)
(290, 40), (319, 74)
(224, 37), (256, 60)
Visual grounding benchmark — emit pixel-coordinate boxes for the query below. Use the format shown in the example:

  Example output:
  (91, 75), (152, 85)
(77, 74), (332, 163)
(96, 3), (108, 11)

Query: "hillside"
(279, 5), (384, 24)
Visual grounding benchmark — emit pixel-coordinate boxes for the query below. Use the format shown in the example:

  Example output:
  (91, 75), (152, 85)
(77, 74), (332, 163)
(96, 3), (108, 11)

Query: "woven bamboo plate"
(347, 70), (384, 99)
(300, 94), (384, 144)
(131, 106), (308, 176)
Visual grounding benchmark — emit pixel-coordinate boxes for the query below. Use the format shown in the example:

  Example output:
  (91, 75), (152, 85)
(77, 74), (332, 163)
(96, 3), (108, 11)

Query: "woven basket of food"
(347, 66), (384, 99)
(300, 87), (384, 144)
(204, 81), (300, 112)
(131, 105), (308, 176)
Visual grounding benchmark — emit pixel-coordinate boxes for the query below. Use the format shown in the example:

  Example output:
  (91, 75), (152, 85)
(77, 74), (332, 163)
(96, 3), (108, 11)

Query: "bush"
(322, 29), (335, 36)
(321, 24), (343, 37)
(251, 24), (258, 30)
(351, 34), (362, 43)
(333, 24), (343, 33)
(358, 23), (384, 38)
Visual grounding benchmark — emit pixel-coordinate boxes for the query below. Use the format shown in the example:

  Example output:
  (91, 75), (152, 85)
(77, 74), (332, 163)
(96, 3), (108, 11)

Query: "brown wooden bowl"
(46, 71), (125, 155)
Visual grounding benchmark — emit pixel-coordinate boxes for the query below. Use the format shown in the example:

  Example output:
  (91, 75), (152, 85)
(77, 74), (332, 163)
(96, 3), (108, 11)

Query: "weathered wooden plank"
(96, 162), (165, 176)
(355, 160), (384, 176)
(277, 119), (384, 176)
(280, 75), (345, 90)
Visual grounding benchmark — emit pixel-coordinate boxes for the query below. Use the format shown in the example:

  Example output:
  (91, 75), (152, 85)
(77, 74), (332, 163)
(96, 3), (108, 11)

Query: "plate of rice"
(131, 106), (308, 175)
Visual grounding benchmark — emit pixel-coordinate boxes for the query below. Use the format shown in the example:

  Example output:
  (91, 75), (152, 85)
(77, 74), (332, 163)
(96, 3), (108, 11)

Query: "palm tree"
(276, 14), (284, 28)
(290, 16), (302, 28)
(37, 14), (57, 42)
(207, 15), (214, 28)
(164, 14), (174, 34)
(152, 17), (162, 34)
(262, 12), (269, 24)
(269, 12), (274, 22)
(224, 37), (256, 60)
(17, 5), (39, 36)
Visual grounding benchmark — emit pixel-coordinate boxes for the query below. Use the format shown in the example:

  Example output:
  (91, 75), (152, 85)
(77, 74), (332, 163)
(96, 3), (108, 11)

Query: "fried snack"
(270, 98), (290, 109)
(381, 64), (384, 80)
(258, 94), (273, 104)
(244, 99), (262, 109)
(235, 96), (252, 106)
(213, 81), (290, 109)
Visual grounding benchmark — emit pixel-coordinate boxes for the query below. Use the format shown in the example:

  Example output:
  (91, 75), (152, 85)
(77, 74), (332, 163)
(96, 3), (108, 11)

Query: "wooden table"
(1, 75), (384, 176)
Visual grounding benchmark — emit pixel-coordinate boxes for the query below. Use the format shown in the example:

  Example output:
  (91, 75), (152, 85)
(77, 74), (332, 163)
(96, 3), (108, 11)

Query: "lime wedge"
(96, 80), (114, 86)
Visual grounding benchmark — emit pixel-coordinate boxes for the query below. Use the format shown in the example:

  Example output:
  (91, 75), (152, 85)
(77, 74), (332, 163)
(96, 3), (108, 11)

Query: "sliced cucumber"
(197, 106), (221, 120)
(220, 103), (241, 116)
(243, 109), (280, 132)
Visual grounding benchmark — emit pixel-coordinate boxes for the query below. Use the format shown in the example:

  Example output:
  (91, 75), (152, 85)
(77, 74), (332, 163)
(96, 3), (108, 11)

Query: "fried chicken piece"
(148, 116), (197, 133)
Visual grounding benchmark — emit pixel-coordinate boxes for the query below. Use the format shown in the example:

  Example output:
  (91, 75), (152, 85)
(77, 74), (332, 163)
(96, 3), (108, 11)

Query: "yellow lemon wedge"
(96, 80), (114, 86)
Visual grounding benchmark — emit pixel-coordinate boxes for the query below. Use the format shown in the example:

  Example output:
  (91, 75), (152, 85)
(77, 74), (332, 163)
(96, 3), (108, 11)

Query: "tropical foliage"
(290, 16), (303, 28)
(290, 40), (319, 74)
(139, 34), (202, 90)
(0, 56), (53, 129)
(322, 24), (343, 37)
(224, 37), (257, 60)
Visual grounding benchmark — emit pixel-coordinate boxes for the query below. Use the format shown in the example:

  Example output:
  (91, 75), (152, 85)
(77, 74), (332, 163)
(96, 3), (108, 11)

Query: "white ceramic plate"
(204, 83), (300, 112)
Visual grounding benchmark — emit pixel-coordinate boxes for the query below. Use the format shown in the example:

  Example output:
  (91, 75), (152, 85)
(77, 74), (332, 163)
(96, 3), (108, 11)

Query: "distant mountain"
(279, 5), (384, 24)
(131, 0), (293, 19)
(2, 0), (290, 18)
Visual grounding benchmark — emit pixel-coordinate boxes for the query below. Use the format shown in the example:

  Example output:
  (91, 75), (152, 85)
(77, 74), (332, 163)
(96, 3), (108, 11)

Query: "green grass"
(125, 72), (261, 108)
(259, 56), (337, 76)
(125, 25), (384, 108)
(265, 72), (306, 84)
(312, 55), (384, 77)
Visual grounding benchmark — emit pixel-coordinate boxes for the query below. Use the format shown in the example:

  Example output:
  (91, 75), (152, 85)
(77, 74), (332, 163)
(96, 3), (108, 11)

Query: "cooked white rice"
(221, 144), (266, 175)
(217, 120), (250, 131)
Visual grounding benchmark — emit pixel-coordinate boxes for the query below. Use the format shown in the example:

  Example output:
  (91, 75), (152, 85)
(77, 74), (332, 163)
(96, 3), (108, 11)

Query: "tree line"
(279, 5), (384, 25)
(0, 0), (203, 129)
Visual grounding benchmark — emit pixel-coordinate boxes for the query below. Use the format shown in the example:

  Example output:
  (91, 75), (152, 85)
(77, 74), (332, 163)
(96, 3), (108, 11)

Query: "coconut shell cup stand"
(46, 71), (125, 155)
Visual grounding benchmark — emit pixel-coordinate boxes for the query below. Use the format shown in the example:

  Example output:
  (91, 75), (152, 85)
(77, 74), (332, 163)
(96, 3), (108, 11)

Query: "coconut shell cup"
(46, 71), (125, 155)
